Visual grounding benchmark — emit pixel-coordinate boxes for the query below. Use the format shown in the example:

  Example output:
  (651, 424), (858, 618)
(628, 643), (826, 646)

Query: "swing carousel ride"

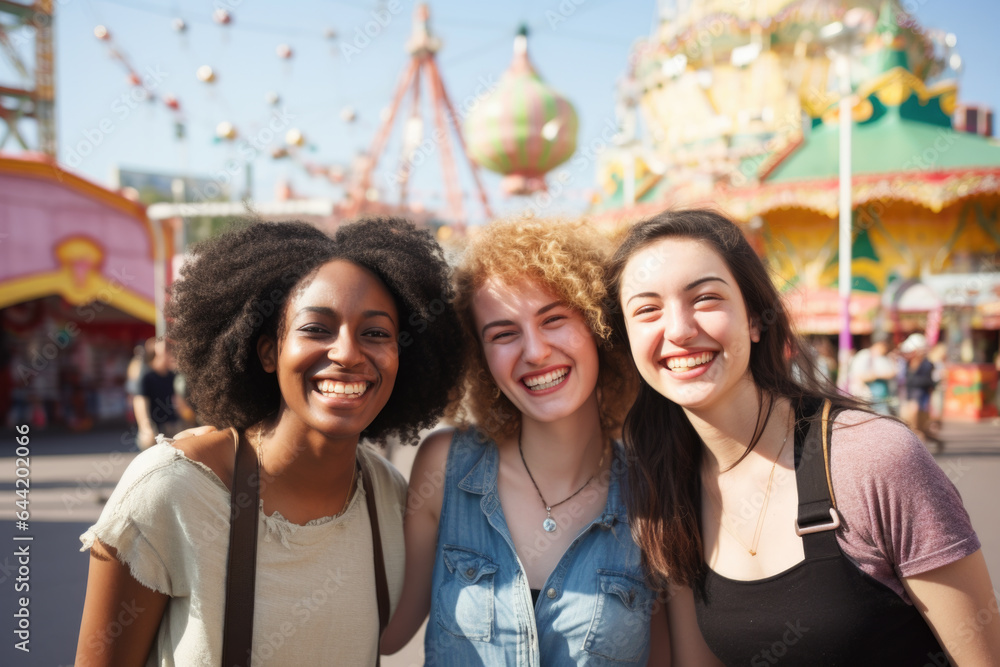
(54, 2), (585, 235)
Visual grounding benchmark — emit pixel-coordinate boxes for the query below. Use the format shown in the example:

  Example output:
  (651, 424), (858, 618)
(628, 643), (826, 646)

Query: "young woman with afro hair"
(76, 217), (463, 666)
(380, 218), (670, 666)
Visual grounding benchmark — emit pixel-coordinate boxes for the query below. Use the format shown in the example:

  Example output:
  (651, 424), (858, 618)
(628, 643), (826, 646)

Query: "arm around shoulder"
(381, 428), (454, 655)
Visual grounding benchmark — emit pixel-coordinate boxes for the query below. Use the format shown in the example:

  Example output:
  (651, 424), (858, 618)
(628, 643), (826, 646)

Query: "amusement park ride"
(343, 3), (493, 231)
(282, 5), (581, 232)
(0, 0), (55, 156)
(2, 0), (584, 233)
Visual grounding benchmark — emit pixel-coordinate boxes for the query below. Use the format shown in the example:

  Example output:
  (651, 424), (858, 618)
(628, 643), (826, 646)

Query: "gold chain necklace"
(252, 425), (358, 518)
(518, 431), (608, 533)
(706, 418), (791, 557)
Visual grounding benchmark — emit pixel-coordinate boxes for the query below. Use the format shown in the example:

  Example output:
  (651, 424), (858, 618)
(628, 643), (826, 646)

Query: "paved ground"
(0, 418), (997, 666)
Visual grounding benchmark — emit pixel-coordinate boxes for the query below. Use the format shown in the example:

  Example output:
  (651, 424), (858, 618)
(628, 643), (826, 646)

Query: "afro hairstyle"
(166, 217), (464, 444)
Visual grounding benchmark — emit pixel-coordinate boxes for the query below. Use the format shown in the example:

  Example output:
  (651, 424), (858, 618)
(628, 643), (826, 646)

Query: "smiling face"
(472, 277), (600, 427)
(258, 259), (399, 442)
(619, 237), (759, 415)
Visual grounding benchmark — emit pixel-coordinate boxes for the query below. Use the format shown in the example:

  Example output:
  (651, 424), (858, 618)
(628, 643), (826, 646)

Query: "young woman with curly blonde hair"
(381, 217), (669, 666)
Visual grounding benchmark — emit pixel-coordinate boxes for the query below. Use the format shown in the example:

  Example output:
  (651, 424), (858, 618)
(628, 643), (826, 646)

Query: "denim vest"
(425, 429), (654, 666)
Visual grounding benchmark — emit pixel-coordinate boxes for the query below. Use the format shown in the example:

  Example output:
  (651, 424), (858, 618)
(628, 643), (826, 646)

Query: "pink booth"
(0, 154), (163, 429)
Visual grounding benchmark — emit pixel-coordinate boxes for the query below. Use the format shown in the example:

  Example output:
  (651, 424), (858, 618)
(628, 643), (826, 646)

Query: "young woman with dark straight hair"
(607, 208), (1000, 665)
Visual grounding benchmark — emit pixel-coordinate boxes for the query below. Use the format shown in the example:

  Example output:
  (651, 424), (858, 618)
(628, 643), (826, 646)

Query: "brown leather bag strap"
(359, 453), (389, 666)
(221, 429), (260, 667)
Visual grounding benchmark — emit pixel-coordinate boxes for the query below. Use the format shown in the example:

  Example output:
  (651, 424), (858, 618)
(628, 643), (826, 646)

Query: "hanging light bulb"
(196, 65), (216, 83)
(216, 121), (238, 140)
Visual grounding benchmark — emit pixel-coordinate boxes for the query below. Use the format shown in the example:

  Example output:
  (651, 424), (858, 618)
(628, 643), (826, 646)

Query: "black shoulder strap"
(360, 452), (390, 667)
(794, 400), (843, 559)
(222, 429), (260, 667)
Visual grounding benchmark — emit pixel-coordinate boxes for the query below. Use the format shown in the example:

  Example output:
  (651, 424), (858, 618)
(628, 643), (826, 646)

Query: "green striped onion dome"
(463, 28), (578, 195)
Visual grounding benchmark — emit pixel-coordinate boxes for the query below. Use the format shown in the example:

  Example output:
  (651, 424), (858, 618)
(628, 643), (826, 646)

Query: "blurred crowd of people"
(804, 333), (956, 452)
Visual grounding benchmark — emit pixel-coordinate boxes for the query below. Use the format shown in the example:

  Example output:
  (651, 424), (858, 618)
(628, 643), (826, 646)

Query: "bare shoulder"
(416, 427), (456, 463)
(406, 428), (456, 519)
(412, 428), (458, 475)
(169, 428), (238, 491)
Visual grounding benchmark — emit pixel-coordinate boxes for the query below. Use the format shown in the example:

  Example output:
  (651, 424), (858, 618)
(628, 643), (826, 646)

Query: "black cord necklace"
(517, 431), (607, 533)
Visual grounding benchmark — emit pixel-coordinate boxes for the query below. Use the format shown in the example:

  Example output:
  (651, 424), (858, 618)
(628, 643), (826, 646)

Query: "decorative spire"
(407, 3), (441, 57)
(867, 0), (909, 74)
(511, 24), (532, 74)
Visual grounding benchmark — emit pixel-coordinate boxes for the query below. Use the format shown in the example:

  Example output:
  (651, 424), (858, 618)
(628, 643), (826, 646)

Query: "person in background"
(125, 339), (153, 426)
(172, 372), (197, 430)
(125, 340), (154, 395)
(133, 338), (180, 449)
(928, 342), (948, 437)
(848, 332), (897, 416)
(812, 336), (838, 385)
(901, 333), (944, 453)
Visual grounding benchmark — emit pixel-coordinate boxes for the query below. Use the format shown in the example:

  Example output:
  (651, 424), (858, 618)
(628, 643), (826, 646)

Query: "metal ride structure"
(0, 0), (55, 156)
(346, 3), (493, 233)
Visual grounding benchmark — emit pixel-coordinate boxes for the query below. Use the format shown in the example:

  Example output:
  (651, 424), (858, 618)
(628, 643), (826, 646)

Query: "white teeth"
(316, 380), (368, 397)
(523, 368), (568, 390)
(665, 352), (714, 371)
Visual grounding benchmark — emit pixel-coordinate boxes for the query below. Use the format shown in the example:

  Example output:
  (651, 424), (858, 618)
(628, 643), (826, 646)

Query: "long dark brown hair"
(606, 208), (863, 589)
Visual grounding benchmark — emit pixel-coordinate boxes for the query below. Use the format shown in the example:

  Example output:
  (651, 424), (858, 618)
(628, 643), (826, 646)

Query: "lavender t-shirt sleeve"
(829, 410), (981, 604)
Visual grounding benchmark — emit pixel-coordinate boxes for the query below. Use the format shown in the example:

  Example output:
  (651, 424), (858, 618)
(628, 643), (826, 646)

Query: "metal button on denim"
(546, 588), (557, 599)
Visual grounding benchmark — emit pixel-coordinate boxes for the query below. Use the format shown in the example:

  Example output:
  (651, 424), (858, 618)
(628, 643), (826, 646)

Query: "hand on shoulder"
(169, 428), (238, 491)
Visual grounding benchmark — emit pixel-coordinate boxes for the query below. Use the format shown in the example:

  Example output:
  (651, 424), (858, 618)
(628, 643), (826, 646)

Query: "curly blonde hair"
(445, 217), (637, 442)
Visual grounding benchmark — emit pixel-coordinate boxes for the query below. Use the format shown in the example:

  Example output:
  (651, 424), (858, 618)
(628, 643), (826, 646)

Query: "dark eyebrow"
(481, 301), (562, 337)
(625, 278), (729, 307)
(685, 276), (728, 291)
(626, 291), (660, 306)
(298, 306), (396, 325)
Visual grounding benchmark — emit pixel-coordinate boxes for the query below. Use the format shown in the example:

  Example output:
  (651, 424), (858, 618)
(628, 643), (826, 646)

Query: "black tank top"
(694, 402), (948, 666)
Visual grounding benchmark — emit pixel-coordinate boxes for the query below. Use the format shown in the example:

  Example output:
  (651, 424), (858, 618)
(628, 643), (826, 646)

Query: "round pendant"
(542, 517), (557, 532)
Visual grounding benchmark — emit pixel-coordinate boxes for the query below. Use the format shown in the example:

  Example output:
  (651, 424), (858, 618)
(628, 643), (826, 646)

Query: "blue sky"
(5, 0), (999, 224)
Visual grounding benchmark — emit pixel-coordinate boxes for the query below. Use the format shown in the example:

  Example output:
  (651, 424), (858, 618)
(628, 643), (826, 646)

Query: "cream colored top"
(80, 437), (406, 666)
